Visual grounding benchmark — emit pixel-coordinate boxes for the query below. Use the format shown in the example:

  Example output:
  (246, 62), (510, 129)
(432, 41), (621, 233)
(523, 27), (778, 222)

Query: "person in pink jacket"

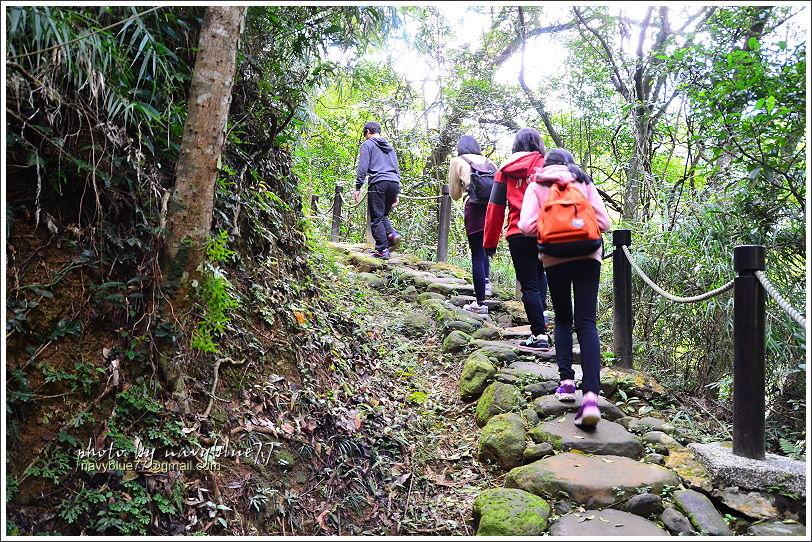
(518, 148), (611, 427)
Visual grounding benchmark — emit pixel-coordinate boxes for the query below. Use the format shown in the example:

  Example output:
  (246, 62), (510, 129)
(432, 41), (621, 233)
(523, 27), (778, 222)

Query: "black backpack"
(460, 155), (496, 204)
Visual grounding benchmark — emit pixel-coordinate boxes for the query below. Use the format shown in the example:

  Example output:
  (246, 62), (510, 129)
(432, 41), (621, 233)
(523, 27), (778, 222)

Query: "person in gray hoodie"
(354, 121), (402, 259)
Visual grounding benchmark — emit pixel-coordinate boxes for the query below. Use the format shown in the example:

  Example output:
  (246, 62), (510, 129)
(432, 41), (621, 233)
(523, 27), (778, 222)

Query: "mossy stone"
(417, 292), (445, 305)
(460, 353), (496, 401)
(394, 312), (433, 337)
(442, 330), (471, 353)
(473, 488), (551, 536)
(477, 412), (527, 469)
(476, 381), (525, 427)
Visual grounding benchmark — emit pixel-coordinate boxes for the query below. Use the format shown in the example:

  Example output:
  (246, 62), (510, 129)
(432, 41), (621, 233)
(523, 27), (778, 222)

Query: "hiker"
(354, 121), (403, 260)
(448, 135), (497, 314)
(518, 148), (611, 427)
(483, 127), (551, 351)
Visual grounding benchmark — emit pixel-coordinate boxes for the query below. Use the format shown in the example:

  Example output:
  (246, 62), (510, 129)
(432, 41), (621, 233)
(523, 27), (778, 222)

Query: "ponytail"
(544, 148), (592, 184)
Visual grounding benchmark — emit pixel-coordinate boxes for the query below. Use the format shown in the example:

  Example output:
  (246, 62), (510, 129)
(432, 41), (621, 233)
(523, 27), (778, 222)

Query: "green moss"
(459, 353), (496, 401)
(477, 413), (526, 469)
(473, 488), (551, 536)
(475, 381), (525, 427)
(527, 427), (563, 448)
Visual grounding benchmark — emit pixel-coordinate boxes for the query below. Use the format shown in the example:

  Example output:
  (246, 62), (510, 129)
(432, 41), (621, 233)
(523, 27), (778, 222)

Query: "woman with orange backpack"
(518, 148), (611, 427)
(483, 128), (551, 351)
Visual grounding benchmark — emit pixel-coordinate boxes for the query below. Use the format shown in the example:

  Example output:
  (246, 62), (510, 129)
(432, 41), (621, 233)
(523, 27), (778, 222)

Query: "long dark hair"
(456, 135), (483, 156)
(512, 127), (546, 154)
(544, 148), (592, 184)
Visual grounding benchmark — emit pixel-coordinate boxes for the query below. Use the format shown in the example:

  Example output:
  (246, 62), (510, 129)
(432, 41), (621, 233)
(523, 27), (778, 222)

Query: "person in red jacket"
(483, 128), (550, 352)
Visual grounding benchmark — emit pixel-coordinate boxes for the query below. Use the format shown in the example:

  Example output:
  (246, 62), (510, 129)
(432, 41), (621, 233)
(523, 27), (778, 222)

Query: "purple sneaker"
(387, 232), (403, 250)
(574, 391), (601, 427)
(372, 248), (390, 260)
(555, 380), (576, 402)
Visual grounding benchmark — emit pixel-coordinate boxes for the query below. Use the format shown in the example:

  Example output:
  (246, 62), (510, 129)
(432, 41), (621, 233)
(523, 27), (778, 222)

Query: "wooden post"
(612, 229), (633, 368)
(437, 184), (451, 262)
(733, 245), (766, 460)
(330, 185), (342, 243)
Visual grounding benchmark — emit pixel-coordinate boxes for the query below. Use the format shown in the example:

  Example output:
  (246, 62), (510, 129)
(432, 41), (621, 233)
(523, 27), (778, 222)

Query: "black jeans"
(367, 180), (400, 251)
(467, 230), (490, 303)
(507, 234), (548, 337)
(545, 258), (601, 394)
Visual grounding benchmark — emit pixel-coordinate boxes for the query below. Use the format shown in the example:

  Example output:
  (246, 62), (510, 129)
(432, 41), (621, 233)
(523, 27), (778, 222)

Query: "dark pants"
(507, 234), (548, 337)
(368, 180), (400, 251)
(545, 258), (601, 394)
(467, 230), (490, 303)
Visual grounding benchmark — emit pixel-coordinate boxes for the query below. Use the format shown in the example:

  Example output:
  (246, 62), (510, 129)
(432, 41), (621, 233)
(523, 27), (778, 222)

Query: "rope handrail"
(398, 193), (443, 201)
(754, 270), (807, 328)
(339, 190), (368, 209)
(622, 245), (734, 303)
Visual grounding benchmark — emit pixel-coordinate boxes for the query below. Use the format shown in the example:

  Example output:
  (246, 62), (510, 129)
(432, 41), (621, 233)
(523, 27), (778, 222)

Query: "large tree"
(163, 6), (247, 272)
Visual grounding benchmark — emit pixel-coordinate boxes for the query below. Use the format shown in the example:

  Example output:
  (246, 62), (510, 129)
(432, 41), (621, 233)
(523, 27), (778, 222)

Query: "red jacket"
(483, 151), (545, 249)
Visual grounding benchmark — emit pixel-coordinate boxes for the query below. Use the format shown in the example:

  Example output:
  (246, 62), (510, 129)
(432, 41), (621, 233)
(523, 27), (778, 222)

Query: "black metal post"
(437, 183), (451, 262)
(330, 185), (342, 243)
(733, 245), (766, 460)
(613, 229), (633, 368)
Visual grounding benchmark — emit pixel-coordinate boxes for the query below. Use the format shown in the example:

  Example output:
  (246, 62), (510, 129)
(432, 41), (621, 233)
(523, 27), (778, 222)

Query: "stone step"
(528, 412), (643, 458)
(549, 508), (669, 536)
(471, 340), (557, 361)
(532, 392), (626, 422)
(505, 452), (680, 508)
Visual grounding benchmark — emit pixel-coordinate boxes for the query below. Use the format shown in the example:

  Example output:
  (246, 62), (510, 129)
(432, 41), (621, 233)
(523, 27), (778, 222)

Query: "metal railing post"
(436, 183), (451, 262)
(733, 245), (766, 460)
(613, 229), (633, 368)
(330, 185), (342, 243)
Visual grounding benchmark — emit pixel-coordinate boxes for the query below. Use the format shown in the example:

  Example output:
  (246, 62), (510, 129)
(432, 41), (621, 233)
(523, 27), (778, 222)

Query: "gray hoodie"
(356, 137), (401, 190)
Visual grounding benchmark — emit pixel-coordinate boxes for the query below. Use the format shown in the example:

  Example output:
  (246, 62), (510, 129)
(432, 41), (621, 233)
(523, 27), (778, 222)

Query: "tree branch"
(573, 7), (629, 99)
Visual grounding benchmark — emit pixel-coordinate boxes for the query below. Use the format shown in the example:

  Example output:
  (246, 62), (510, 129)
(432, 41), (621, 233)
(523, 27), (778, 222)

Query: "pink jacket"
(518, 165), (612, 267)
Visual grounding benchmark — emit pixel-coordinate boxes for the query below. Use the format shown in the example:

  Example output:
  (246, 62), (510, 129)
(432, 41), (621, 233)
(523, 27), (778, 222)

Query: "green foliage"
(24, 445), (73, 483)
(778, 438), (805, 461)
(41, 359), (105, 394)
(190, 231), (239, 354)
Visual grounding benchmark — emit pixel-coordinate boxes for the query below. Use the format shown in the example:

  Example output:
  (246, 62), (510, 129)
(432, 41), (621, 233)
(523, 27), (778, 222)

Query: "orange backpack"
(537, 182), (602, 257)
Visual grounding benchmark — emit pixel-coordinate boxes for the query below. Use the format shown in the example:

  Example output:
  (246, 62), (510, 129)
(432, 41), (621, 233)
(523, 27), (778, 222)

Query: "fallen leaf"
(558, 417), (566, 422)
(574, 463), (583, 467)
(615, 524), (624, 527)
(599, 517), (610, 522)
(316, 506), (334, 530)
(586, 515), (595, 520)
(601, 458), (615, 463)
(573, 435), (586, 439)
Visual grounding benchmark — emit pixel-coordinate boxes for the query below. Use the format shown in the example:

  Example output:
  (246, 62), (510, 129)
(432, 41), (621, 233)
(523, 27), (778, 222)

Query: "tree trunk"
(163, 6), (246, 272)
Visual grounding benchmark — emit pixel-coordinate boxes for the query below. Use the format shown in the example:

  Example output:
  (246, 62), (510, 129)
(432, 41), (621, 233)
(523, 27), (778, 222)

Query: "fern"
(778, 438), (805, 460)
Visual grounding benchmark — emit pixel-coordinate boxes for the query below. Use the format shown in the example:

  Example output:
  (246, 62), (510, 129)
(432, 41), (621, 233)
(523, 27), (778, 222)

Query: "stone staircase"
(330, 242), (807, 537)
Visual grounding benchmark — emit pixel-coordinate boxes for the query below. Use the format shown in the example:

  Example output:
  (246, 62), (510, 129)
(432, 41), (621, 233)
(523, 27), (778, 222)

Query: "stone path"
(331, 243), (807, 537)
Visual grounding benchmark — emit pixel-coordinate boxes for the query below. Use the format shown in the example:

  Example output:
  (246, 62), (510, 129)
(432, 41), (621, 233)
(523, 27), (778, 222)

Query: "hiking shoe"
(516, 333), (551, 352)
(574, 391), (601, 427)
(463, 301), (488, 315)
(484, 279), (492, 297)
(387, 232), (403, 250)
(372, 248), (390, 260)
(555, 380), (577, 402)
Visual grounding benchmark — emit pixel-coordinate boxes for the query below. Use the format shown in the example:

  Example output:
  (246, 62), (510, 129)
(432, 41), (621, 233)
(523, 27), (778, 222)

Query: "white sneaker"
(484, 280), (492, 297)
(463, 301), (488, 314)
